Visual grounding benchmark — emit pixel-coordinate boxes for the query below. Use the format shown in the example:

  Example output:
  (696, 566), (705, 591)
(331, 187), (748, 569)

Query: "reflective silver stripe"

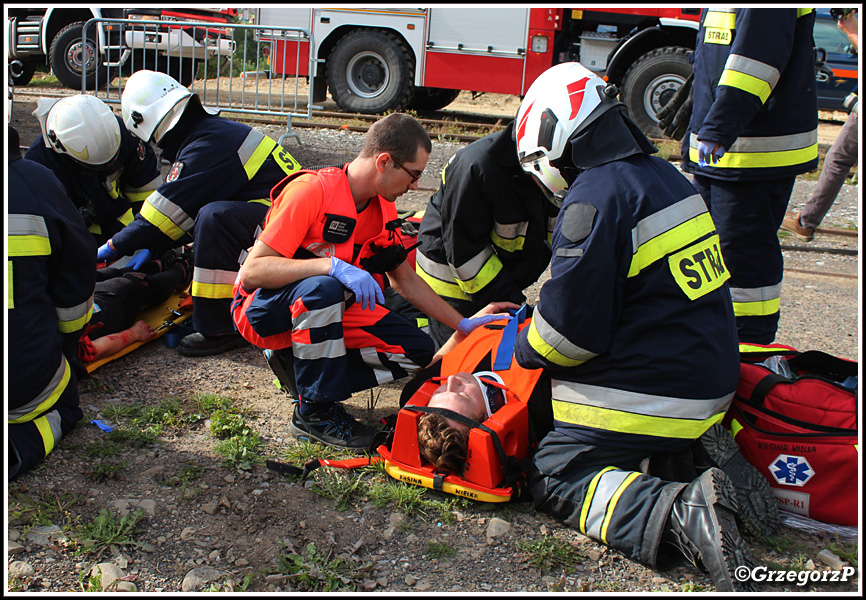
(8, 214), (49, 237)
(533, 310), (598, 364)
(729, 283), (782, 303)
(192, 267), (238, 286)
(380, 350), (425, 375)
(631, 195), (707, 253)
(360, 347), (393, 385)
(689, 131), (818, 154)
(585, 470), (632, 540)
(145, 191), (195, 232)
(452, 246), (495, 282)
(43, 410), (63, 452)
(55, 296), (94, 324)
(555, 248), (584, 258)
(725, 54), (780, 89)
(415, 251), (456, 282)
(237, 129), (267, 165)
(551, 380), (734, 421)
(293, 303), (344, 331)
(493, 220), (529, 241)
(292, 338), (345, 360)
(8, 357), (67, 422)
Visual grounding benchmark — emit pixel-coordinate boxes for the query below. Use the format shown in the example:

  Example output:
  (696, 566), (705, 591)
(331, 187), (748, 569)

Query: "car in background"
(813, 8), (858, 112)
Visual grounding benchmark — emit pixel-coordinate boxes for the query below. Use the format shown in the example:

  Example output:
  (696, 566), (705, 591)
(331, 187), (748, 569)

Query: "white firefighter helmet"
(121, 70), (195, 144)
(515, 62), (620, 206)
(34, 95), (121, 167)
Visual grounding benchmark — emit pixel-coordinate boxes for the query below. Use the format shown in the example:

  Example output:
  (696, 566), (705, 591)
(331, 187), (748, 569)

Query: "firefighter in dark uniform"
(416, 121), (556, 347)
(682, 8), (819, 344)
(97, 70), (302, 357)
(26, 94), (161, 246)
(512, 63), (755, 592)
(8, 124), (96, 479)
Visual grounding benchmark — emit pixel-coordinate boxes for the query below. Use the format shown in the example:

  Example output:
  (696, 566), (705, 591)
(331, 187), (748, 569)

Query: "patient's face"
(428, 372), (486, 431)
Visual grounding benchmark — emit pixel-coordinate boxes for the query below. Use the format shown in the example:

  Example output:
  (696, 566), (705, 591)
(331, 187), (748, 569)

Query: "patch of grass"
(310, 469), (368, 512)
(273, 542), (373, 592)
(84, 439), (124, 459)
(160, 462), (202, 487)
(758, 532), (813, 556)
(106, 426), (159, 448)
(9, 491), (78, 530)
(85, 459), (131, 482)
(425, 541), (457, 559)
(829, 540), (858, 567)
(195, 392), (236, 414)
(680, 581), (709, 592)
(71, 508), (146, 556)
(203, 573), (253, 592)
(517, 534), (584, 575)
(281, 439), (349, 465)
(365, 477), (456, 523)
(209, 409), (252, 438)
(214, 430), (263, 470)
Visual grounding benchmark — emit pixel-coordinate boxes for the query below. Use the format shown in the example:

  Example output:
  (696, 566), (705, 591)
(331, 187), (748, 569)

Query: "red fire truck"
(254, 7), (702, 136)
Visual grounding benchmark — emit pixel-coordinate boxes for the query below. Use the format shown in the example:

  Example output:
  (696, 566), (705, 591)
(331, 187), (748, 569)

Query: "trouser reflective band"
(580, 468), (642, 544)
(8, 358), (70, 424)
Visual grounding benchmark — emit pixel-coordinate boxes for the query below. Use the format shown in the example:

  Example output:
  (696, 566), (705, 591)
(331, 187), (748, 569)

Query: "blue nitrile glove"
(329, 257), (385, 311)
(458, 314), (512, 337)
(697, 140), (727, 167)
(128, 248), (155, 271)
(97, 240), (118, 263)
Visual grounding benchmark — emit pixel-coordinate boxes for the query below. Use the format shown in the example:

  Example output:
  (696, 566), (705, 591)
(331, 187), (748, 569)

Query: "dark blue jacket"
(110, 108), (300, 256)
(682, 8), (818, 181)
(516, 154), (739, 452)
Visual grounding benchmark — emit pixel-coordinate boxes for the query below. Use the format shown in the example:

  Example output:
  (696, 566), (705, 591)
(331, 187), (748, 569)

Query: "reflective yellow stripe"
(117, 208), (134, 227)
(57, 306), (93, 334)
(140, 201), (187, 241)
(124, 190), (152, 205)
(271, 145), (300, 176)
(733, 296), (780, 317)
(7, 235), (51, 257)
(526, 318), (587, 368)
(34, 415), (57, 456)
(454, 251), (504, 295)
(552, 400), (727, 439)
(8, 262), (13, 310)
(730, 418), (743, 439)
(628, 213), (716, 278)
(579, 467), (616, 535)
(9, 359), (71, 424)
(382, 462), (512, 503)
(797, 8), (814, 18)
(704, 10), (736, 29)
(600, 472), (641, 545)
(688, 144), (818, 169)
(192, 281), (235, 300)
(244, 138), (277, 180)
(416, 264), (471, 300)
(719, 69), (772, 103)
(248, 197), (272, 207)
(491, 230), (525, 253)
(89, 223), (102, 235)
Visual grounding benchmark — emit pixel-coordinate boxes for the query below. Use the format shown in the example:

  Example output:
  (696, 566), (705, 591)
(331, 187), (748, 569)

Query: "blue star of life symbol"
(769, 454), (814, 486)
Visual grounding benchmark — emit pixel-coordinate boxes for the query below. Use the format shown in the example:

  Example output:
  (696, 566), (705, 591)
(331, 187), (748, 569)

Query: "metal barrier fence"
(81, 17), (319, 145)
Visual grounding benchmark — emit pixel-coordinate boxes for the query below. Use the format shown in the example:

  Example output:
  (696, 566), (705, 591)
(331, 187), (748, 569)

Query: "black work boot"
(177, 332), (247, 357)
(263, 348), (300, 399)
(662, 467), (756, 592)
(695, 424), (779, 537)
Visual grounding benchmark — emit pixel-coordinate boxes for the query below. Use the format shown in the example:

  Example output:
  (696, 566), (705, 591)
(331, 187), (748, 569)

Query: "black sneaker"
(290, 403), (378, 451)
(695, 424), (779, 537)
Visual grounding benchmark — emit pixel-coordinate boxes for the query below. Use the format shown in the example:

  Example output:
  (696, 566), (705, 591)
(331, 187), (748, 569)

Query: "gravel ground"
(6, 95), (860, 594)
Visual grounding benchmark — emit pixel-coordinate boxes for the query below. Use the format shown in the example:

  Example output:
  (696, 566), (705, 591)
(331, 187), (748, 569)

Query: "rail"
(81, 17), (319, 146)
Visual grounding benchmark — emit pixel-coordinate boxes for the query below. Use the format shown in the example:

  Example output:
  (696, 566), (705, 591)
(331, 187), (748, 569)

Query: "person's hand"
(697, 140), (727, 167)
(458, 313), (512, 336)
(128, 249), (155, 271)
(475, 301), (521, 318)
(329, 257), (384, 311)
(97, 240), (118, 263)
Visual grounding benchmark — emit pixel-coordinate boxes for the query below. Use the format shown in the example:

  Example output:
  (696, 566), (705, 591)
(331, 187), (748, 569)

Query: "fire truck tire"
(49, 21), (110, 90)
(409, 87), (461, 111)
(9, 59), (37, 87)
(621, 47), (692, 138)
(327, 29), (414, 114)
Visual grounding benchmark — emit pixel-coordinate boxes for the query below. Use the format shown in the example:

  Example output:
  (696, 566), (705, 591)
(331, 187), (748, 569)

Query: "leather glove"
(458, 314), (511, 336)
(657, 72), (693, 141)
(128, 249), (155, 272)
(697, 141), (727, 167)
(97, 241), (118, 263)
(329, 257), (384, 311)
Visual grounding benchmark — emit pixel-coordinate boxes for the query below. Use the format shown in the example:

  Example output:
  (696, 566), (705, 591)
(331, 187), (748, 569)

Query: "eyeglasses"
(391, 156), (423, 183)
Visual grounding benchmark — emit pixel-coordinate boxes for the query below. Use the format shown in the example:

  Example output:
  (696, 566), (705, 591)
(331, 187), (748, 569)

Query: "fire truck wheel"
(49, 21), (110, 90)
(327, 28), (414, 114)
(9, 58), (37, 87)
(621, 47), (692, 139)
(409, 87), (461, 111)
